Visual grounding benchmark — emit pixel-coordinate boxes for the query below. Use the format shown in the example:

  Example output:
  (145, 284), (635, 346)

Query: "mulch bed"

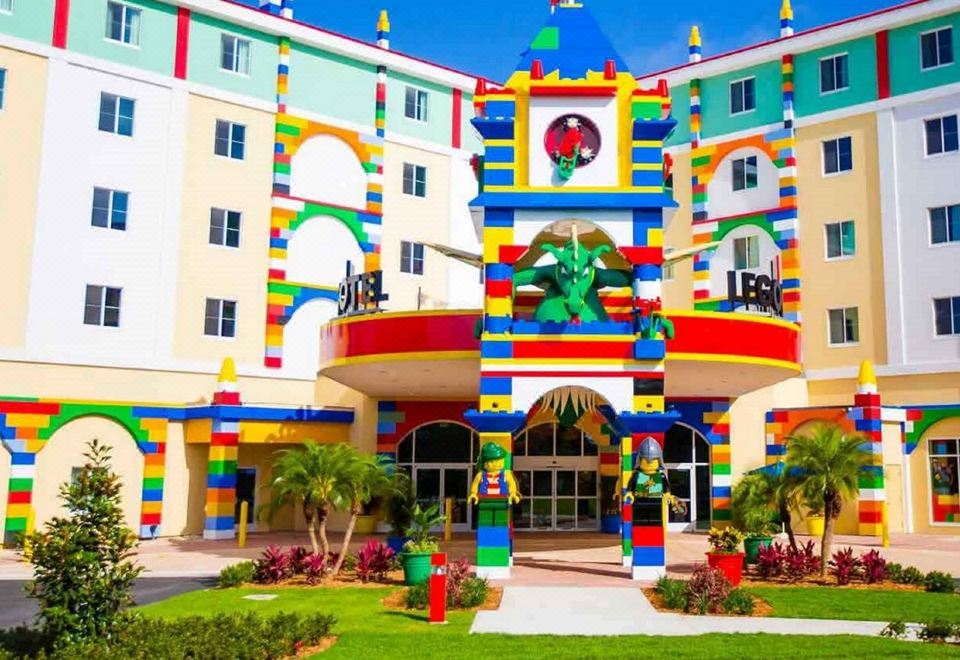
(292, 636), (337, 657)
(642, 588), (774, 617)
(381, 586), (504, 612)
(240, 569), (407, 589)
(740, 574), (928, 591)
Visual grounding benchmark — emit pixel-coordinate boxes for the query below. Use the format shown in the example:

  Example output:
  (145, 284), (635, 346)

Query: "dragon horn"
(541, 243), (562, 259)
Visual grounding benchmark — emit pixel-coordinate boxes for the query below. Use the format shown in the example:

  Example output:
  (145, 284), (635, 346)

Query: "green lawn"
(138, 586), (960, 659)
(748, 585), (960, 622)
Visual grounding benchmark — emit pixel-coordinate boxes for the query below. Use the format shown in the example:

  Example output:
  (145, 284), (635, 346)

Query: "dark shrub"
(286, 546), (310, 575)
(880, 620), (907, 639)
(783, 545), (808, 583)
(886, 562), (903, 582)
(655, 576), (689, 611)
(355, 540), (394, 583)
(218, 561), (256, 588)
(756, 542), (785, 579)
(458, 577), (489, 608)
(255, 544), (291, 584)
(859, 549), (886, 584)
(924, 571), (957, 594)
(686, 564), (732, 615)
(899, 566), (926, 585)
(917, 619), (959, 644)
(446, 557), (473, 606)
(405, 582), (429, 610)
(829, 547), (860, 586)
(722, 588), (756, 615)
(303, 552), (326, 585)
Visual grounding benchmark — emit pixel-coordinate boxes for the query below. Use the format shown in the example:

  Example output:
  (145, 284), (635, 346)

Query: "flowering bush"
(799, 539), (821, 575)
(686, 564), (732, 614)
(707, 527), (744, 555)
(859, 549), (887, 584)
(829, 547), (860, 586)
(355, 540), (394, 583)
(303, 552), (326, 585)
(756, 542), (785, 579)
(255, 544), (291, 584)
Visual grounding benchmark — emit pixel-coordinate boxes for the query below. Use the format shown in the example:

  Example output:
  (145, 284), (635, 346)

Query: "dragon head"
(541, 240), (611, 321)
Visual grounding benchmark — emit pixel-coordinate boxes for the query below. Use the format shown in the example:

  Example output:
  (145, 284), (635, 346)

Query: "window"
(220, 34), (250, 75)
(730, 78), (756, 115)
(83, 285), (122, 327)
(404, 86), (429, 122)
(106, 2), (141, 46)
(930, 204), (960, 245)
(828, 307), (859, 345)
(820, 54), (849, 93)
(823, 136), (853, 174)
(825, 220), (855, 259)
(921, 27), (954, 70)
(400, 241), (424, 275)
(98, 92), (135, 136)
(91, 187), (128, 231)
(402, 163), (427, 197)
(204, 298), (237, 338)
(662, 247), (675, 281)
(0, 68), (6, 110)
(0, 0), (11, 13)
(934, 296), (960, 336)
(925, 115), (959, 156)
(732, 155), (758, 191)
(929, 439), (960, 524)
(209, 208), (241, 248)
(214, 120), (245, 160)
(733, 235), (760, 271)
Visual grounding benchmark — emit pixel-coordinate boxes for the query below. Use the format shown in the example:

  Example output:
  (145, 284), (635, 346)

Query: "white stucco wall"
(707, 224), (782, 306)
(707, 147), (781, 219)
(289, 134), (368, 210)
(528, 97), (619, 188)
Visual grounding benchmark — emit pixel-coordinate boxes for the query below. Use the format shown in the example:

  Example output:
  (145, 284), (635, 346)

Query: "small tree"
(786, 423), (870, 576)
(331, 453), (395, 574)
(732, 468), (801, 550)
(26, 439), (142, 643)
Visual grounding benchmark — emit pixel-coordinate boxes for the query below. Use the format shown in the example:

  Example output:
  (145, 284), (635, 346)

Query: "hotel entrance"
(664, 424), (712, 532)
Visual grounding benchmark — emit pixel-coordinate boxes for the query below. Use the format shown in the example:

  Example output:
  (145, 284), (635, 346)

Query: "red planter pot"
(706, 552), (745, 586)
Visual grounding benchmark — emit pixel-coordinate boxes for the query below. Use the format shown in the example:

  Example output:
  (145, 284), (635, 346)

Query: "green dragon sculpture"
(513, 240), (632, 323)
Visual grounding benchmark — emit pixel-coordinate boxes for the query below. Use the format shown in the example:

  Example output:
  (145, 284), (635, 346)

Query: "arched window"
(663, 424), (712, 531)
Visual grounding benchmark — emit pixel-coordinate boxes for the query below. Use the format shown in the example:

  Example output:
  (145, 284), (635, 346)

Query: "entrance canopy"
(318, 309), (800, 399)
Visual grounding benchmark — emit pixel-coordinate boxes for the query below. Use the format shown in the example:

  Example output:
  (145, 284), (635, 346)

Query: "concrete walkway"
(470, 586), (890, 637)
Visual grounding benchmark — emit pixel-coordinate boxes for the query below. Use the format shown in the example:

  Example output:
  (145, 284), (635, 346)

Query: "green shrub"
(685, 565), (731, 615)
(917, 619), (959, 644)
(655, 576), (689, 612)
(405, 582), (430, 610)
(458, 577), (489, 608)
(924, 571), (956, 594)
(885, 562), (903, 583)
(0, 611), (336, 659)
(897, 566), (925, 585)
(217, 561), (256, 588)
(722, 588), (755, 615)
(880, 620), (907, 640)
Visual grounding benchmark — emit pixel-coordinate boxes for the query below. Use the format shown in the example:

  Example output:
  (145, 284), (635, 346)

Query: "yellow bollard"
(21, 507), (35, 562)
(661, 495), (668, 529)
(444, 498), (452, 541)
(881, 501), (890, 548)
(238, 501), (248, 548)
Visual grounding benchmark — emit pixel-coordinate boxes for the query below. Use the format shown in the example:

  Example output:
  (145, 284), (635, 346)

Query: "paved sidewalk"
(470, 586), (891, 637)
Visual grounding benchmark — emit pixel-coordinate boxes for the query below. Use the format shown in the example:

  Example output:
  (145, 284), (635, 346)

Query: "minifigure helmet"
(637, 436), (663, 461)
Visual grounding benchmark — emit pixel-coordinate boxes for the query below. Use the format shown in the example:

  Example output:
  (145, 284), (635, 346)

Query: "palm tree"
(330, 453), (396, 574)
(260, 441), (353, 556)
(732, 467), (802, 550)
(786, 423), (871, 575)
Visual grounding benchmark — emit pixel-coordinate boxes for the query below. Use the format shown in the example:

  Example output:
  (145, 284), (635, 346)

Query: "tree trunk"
(306, 508), (320, 555)
(779, 501), (797, 551)
(820, 495), (836, 577)
(333, 502), (361, 574)
(317, 503), (331, 558)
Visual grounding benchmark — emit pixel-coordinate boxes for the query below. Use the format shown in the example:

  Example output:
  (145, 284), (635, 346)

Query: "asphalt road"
(0, 577), (216, 629)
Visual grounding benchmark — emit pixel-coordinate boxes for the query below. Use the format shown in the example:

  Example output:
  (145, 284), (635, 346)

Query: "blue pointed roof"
(515, 3), (629, 80)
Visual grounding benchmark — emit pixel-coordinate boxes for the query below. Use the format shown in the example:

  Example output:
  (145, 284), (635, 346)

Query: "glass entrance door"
(413, 465), (472, 531)
(666, 467), (693, 531)
(512, 467), (598, 531)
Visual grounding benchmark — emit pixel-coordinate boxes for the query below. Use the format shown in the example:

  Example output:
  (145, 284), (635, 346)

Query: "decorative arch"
(395, 420), (480, 467)
(904, 406), (960, 455)
(375, 401), (475, 465)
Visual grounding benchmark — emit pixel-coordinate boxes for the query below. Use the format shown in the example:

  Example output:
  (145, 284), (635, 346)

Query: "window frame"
(91, 187), (130, 231)
(929, 204), (960, 246)
(822, 136), (854, 176)
(731, 155), (758, 192)
(105, 1), (142, 48)
(204, 298), (237, 338)
(209, 207), (242, 248)
(98, 92), (135, 137)
(214, 119), (246, 160)
(220, 33), (252, 76)
(920, 26), (955, 71)
(933, 296), (960, 337)
(824, 220), (856, 261)
(83, 284), (122, 328)
(924, 114), (960, 157)
(662, 247), (675, 282)
(400, 240), (425, 276)
(827, 306), (860, 347)
(819, 52), (850, 95)
(729, 77), (756, 116)
(402, 162), (428, 198)
(733, 234), (760, 271)
(404, 86), (429, 123)
(0, 0), (12, 14)
(926, 438), (960, 527)
(0, 67), (6, 111)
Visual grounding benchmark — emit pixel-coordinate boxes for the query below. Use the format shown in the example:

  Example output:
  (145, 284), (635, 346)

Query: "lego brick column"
(137, 417), (168, 539)
(619, 433), (633, 565)
(203, 360), (241, 540)
(852, 361), (884, 536)
(702, 400), (733, 525)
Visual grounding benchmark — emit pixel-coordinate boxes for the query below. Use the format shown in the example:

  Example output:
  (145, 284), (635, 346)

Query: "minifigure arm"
(467, 472), (483, 505)
(505, 471), (521, 504)
(624, 471), (637, 503)
(513, 265), (554, 291)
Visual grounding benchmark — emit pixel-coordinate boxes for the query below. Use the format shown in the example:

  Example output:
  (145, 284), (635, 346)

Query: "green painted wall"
(665, 84), (690, 147)
(287, 42), (376, 126)
(794, 35), (877, 117)
(0, 0), (55, 44)
(387, 71), (451, 145)
(68, 0), (176, 76)
(187, 13), (276, 103)
(700, 60), (782, 139)
(889, 12), (960, 97)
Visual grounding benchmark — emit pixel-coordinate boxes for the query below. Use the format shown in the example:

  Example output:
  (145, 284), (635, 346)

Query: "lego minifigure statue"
(624, 436), (686, 517)
(468, 443), (521, 505)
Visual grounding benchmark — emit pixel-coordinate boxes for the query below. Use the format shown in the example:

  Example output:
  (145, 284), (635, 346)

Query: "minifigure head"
(637, 436), (663, 476)
(478, 442), (507, 472)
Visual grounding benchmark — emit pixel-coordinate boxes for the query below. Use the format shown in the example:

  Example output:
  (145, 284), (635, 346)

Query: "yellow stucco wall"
(172, 94), (275, 364)
(808, 372), (960, 407)
(33, 416), (144, 533)
(729, 377), (809, 478)
(796, 113), (887, 372)
(909, 417), (960, 535)
(662, 150), (694, 310)
(0, 48), (47, 349)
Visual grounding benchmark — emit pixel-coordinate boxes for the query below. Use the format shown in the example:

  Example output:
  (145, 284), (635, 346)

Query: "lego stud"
(688, 26), (702, 63)
(858, 360), (878, 395)
(780, 0), (794, 37)
(531, 59), (545, 80)
(604, 59), (617, 80)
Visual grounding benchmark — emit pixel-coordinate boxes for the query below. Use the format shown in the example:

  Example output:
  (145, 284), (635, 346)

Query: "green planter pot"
(743, 535), (773, 565)
(400, 551), (433, 586)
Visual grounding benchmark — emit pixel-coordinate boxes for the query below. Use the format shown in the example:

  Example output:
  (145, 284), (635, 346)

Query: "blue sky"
(239, 0), (903, 79)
